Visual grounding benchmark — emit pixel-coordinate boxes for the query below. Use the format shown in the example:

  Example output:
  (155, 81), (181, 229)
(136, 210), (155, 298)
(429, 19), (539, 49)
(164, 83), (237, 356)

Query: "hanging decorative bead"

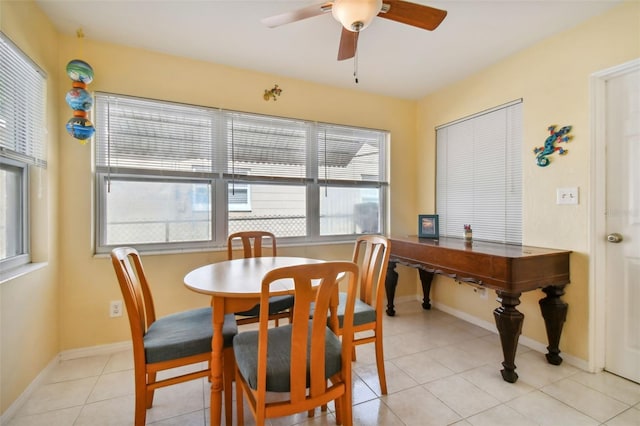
(65, 30), (95, 144)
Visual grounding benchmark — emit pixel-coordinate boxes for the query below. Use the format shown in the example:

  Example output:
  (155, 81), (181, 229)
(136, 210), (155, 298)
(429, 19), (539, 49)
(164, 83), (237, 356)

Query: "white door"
(604, 66), (640, 383)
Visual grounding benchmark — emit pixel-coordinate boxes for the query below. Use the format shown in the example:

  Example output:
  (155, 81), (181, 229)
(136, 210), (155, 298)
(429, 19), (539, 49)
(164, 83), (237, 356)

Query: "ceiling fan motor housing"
(332, 0), (383, 32)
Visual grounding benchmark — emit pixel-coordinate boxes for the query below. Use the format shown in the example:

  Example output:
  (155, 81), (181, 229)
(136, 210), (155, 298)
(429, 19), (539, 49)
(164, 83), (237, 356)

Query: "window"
(94, 93), (388, 253)
(436, 100), (522, 244)
(0, 159), (28, 269)
(0, 33), (46, 271)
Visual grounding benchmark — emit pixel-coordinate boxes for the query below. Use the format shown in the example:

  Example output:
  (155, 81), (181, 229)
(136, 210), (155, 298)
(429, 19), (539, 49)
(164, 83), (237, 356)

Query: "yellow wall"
(0, 0), (61, 415)
(417, 1), (640, 360)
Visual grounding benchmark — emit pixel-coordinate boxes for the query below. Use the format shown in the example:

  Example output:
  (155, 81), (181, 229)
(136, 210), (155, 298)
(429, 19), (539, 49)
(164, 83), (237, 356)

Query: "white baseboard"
(392, 294), (420, 304)
(0, 354), (60, 424)
(429, 298), (588, 371)
(2, 341), (132, 424)
(59, 340), (132, 360)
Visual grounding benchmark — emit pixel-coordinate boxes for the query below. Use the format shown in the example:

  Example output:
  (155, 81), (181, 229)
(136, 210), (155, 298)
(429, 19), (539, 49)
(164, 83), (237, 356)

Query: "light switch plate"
(557, 187), (579, 205)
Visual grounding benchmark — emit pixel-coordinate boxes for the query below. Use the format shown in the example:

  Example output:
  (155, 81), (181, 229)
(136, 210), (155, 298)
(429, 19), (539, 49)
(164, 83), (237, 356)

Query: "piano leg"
(493, 291), (524, 383)
(539, 285), (568, 365)
(385, 261), (434, 316)
(385, 261), (399, 316)
(418, 268), (434, 310)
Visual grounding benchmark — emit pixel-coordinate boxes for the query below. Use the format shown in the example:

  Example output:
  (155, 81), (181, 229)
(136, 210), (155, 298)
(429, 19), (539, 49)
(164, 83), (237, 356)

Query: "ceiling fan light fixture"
(331, 0), (382, 32)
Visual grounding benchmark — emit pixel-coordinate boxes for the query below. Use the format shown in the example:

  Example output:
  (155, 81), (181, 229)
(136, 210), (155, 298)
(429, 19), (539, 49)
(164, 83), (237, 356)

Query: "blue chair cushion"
(337, 292), (376, 327)
(233, 322), (342, 392)
(310, 292), (376, 328)
(144, 307), (237, 364)
(235, 295), (294, 317)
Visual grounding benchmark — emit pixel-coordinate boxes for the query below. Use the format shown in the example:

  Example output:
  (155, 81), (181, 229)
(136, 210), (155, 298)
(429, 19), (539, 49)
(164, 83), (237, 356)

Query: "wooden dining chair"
(347, 235), (391, 394)
(233, 261), (358, 426)
(110, 247), (238, 426)
(314, 235), (391, 395)
(227, 231), (294, 325)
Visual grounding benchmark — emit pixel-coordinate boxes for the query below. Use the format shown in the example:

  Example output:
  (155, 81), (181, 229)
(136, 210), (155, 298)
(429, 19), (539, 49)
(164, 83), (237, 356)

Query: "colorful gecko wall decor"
(533, 125), (572, 167)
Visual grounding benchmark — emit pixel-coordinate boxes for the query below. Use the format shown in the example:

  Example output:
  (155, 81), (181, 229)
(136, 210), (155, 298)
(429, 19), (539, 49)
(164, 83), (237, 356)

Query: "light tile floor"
(7, 300), (640, 426)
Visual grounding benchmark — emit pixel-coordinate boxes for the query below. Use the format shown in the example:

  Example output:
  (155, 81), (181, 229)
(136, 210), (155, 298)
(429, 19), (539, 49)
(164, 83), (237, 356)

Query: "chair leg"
(134, 372), (148, 426)
(342, 392), (353, 426)
(334, 397), (342, 425)
(145, 371), (157, 409)
(235, 369), (244, 426)
(375, 335), (387, 395)
(134, 396), (147, 426)
(256, 409), (266, 426)
(342, 372), (354, 426)
(223, 349), (235, 426)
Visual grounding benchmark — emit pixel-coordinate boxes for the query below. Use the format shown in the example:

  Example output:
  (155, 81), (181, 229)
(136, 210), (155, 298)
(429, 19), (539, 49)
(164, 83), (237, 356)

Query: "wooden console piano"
(386, 235), (571, 383)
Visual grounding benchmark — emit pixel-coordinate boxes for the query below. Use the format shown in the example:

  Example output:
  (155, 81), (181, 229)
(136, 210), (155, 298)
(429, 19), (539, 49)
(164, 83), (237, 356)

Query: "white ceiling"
(35, 0), (621, 100)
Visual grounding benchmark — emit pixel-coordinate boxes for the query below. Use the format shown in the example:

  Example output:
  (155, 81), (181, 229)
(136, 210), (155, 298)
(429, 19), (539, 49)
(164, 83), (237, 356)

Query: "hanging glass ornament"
(65, 87), (93, 111)
(66, 116), (95, 142)
(66, 59), (94, 84)
(65, 29), (96, 143)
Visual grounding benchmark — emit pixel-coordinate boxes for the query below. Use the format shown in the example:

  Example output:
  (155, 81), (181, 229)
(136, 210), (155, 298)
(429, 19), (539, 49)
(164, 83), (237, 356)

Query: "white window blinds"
(0, 33), (47, 167)
(225, 111), (308, 180)
(317, 124), (386, 184)
(94, 94), (215, 175)
(94, 93), (388, 186)
(436, 100), (522, 244)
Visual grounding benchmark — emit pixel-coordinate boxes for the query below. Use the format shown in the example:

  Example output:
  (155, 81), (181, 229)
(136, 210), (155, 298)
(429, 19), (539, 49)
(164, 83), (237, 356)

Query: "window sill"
(0, 261), (48, 284)
(93, 237), (359, 258)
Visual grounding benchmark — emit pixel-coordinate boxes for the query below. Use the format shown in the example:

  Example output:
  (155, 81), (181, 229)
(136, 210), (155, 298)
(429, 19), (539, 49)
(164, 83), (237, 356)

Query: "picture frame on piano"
(418, 214), (439, 239)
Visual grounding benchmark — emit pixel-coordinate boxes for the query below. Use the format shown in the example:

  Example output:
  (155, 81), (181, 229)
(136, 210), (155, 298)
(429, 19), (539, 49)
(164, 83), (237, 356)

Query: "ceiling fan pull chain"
(354, 60), (358, 83)
(353, 36), (359, 84)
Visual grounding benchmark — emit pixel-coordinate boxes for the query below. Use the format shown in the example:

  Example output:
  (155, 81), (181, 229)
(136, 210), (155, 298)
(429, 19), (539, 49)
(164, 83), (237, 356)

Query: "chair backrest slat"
(227, 231), (277, 260)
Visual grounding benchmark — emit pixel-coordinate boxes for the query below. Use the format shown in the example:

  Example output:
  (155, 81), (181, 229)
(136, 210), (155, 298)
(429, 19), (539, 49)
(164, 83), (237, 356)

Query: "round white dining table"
(184, 256), (326, 426)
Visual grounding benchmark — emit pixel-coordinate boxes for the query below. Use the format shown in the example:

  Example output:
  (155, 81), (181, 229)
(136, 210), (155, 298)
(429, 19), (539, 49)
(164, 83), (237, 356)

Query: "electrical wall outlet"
(110, 300), (123, 317)
(474, 287), (488, 300)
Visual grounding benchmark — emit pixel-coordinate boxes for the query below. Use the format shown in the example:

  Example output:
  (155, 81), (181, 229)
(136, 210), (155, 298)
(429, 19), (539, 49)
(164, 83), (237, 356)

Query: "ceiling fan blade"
(379, 0), (447, 31)
(337, 28), (359, 61)
(261, 2), (333, 28)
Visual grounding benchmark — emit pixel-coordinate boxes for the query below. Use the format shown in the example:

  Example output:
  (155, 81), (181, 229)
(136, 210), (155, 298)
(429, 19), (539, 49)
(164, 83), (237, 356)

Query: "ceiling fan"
(261, 0), (447, 61)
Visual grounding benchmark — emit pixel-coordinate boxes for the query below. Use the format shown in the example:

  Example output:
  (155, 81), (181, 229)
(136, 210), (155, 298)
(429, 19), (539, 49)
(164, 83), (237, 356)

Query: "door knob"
(607, 233), (623, 243)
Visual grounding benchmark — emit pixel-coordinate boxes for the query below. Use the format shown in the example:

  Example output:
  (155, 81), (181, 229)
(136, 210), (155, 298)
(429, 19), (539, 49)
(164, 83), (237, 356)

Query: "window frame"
(0, 32), (46, 273)
(93, 93), (388, 254)
(0, 157), (30, 270)
(95, 173), (219, 253)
